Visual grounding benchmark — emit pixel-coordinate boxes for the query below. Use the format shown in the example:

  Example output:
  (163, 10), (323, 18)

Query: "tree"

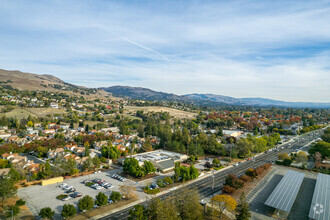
(142, 137), (153, 152)
(83, 157), (94, 171)
(119, 185), (135, 200)
(123, 157), (145, 178)
(84, 141), (90, 157)
(78, 195), (94, 211)
(61, 204), (77, 218)
(278, 152), (290, 160)
(95, 192), (108, 206)
(236, 138), (253, 158)
(308, 141), (330, 159)
(110, 191), (121, 202)
(27, 121), (34, 127)
(39, 207), (55, 219)
(6, 205), (20, 218)
(92, 156), (101, 169)
(175, 188), (203, 220)
(129, 204), (147, 220)
(235, 192), (251, 220)
(143, 161), (156, 174)
(296, 151), (308, 163)
(212, 158), (220, 167)
(0, 176), (17, 205)
(211, 195), (237, 218)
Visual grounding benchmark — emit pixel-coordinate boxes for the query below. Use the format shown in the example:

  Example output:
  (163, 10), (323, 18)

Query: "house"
(48, 123), (57, 128)
(0, 168), (10, 176)
(0, 126), (8, 130)
(94, 140), (108, 150)
(223, 130), (243, 138)
(43, 129), (55, 134)
(50, 102), (59, 108)
(117, 144), (126, 152)
(60, 124), (70, 130)
(0, 133), (11, 139)
(64, 144), (77, 151)
(25, 164), (40, 173)
(47, 148), (65, 159)
(73, 147), (86, 156)
(1, 153), (28, 164)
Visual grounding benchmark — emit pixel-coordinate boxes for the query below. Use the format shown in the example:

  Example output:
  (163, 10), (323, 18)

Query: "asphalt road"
(98, 129), (325, 220)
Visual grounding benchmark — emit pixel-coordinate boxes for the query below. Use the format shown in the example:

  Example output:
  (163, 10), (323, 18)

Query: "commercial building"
(123, 150), (188, 172)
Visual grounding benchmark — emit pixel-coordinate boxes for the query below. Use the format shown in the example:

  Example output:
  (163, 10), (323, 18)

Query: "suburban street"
(97, 128), (325, 220)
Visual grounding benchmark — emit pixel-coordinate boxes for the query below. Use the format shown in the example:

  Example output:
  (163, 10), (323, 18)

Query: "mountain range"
(1, 69), (329, 108)
(102, 86), (330, 108)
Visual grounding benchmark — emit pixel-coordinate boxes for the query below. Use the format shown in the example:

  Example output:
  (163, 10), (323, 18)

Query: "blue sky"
(0, 0), (330, 102)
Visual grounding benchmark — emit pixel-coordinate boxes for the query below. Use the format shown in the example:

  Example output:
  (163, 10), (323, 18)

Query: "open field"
(0, 107), (67, 120)
(124, 106), (197, 119)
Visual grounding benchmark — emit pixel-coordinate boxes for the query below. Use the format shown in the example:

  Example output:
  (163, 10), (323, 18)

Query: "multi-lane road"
(99, 128), (326, 220)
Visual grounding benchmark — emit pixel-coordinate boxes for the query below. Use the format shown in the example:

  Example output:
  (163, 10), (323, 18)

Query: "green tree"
(123, 157), (145, 178)
(110, 191), (121, 202)
(235, 192), (251, 220)
(175, 188), (203, 220)
(6, 205), (20, 218)
(78, 195), (94, 211)
(143, 161), (156, 174)
(0, 176), (17, 205)
(39, 207), (55, 219)
(61, 204), (77, 218)
(92, 156), (101, 169)
(95, 192), (108, 206)
(84, 141), (90, 157)
(129, 204), (147, 220)
(212, 158), (220, 167)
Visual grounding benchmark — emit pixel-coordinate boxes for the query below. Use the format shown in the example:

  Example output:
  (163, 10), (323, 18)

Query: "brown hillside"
(0, 68), (111, 99)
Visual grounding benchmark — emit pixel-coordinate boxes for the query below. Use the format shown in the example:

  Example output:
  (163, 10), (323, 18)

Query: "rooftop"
(309, 173), (330, 220)
(265, 170), (305, 212)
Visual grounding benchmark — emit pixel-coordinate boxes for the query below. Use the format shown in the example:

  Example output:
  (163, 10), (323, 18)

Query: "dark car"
(66, 188), (76, 193)
(70, 192), (82, 198)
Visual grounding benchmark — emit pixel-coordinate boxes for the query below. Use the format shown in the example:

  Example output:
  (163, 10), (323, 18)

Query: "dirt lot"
(124, 106), (197, 119)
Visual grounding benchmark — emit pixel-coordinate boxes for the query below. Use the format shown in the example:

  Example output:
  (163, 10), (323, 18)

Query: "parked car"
(62, 195), (70, 201)
(95, 185), (103, 190)
(108, 199), (113, 204)
(63, 186), (73, 191)
(59, 183), (68, 188)
(70, 192), (82, 198)
(66, 188), (76, 193)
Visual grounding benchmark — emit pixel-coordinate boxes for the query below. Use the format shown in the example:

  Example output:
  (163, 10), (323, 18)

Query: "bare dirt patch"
(124, 106), (197, 119)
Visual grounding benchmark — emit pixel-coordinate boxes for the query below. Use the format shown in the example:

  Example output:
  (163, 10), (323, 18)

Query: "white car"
(64, 185), (73, 190)
(59, 183), (68, 188)
(95, 186), (103, 190)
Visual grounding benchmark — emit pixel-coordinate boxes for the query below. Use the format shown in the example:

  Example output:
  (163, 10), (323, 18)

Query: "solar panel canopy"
(265, 170), (305, 212)
(309, 173), (330, 220)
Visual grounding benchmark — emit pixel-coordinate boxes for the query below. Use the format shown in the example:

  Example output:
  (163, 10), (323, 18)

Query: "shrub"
(86, 182), (94, 187)
(282, 159), (292, 166)
(143, 186), (160, 194)
(56, 194), (69, 200)
(110, 191), (121, 202)
(100, 157), (107, 163)
(61, 204), (76, 218)
(163, 176), (173, 185)
(245, 168), (257, 179)
(255, 167), (264, 175)
(15, 199), (26, 206)
(225, 174), (244, 189)
(39, 207), (55, 219)
(240, 175), (250, 182)
(223, 185), (235, 194)
(156, 179), (164, 187)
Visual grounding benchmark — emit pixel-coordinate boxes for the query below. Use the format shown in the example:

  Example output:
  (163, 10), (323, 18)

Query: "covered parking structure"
(309, 173), (330, 220)
(265, 170), (305, 213)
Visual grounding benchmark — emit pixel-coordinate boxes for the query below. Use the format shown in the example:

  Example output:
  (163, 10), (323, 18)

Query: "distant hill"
(0, 69), (109, 98)
(101, 86), (185, 101)
(184, 94), (330, 108)
(100, 86), (330, 108)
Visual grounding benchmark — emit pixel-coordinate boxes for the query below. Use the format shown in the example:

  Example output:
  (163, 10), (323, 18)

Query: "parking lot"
(18, 169), (144, 219)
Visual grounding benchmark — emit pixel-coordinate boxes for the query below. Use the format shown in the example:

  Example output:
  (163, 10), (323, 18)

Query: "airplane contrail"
(96, 24), (170, 63)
